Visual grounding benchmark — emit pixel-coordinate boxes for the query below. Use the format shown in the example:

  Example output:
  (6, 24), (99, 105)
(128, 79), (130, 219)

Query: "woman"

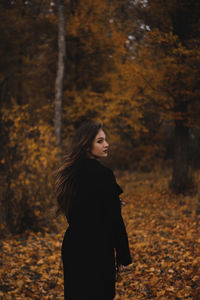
(55, 121), (132, 300)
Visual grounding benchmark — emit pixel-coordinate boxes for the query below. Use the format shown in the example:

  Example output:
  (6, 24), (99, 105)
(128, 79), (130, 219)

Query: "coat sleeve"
(75, 162), (132, 266)
(102, 169), (132, 267)
(115, 214), (132, 266)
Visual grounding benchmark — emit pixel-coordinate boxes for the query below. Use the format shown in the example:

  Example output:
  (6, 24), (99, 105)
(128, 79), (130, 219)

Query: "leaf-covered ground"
(1, 168), (200, 299)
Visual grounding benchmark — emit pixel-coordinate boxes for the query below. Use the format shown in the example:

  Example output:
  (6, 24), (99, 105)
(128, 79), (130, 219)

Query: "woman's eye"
(97, 140), (103, 143)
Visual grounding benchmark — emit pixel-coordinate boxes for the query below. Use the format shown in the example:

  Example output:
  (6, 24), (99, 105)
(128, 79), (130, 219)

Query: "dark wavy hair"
(55, 120), (103, 219)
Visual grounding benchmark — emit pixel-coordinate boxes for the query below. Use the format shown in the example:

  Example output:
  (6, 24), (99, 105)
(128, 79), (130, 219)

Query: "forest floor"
(1, 167), (200, 299)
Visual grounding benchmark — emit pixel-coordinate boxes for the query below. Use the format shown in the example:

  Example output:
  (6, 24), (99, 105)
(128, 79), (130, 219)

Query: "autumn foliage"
(1, 104), (59, 234)
(1, 0), (200, 298)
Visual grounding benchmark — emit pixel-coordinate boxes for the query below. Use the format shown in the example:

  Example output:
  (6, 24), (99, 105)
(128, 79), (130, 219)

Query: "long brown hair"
(55, 121), (103, 219)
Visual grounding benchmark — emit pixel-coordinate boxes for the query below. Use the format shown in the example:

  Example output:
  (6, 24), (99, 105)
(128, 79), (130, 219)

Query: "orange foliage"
(1, 104), (59, 233)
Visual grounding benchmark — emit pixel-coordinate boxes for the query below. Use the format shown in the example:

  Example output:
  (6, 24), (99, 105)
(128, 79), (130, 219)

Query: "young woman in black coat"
(55, 121), (132, 300)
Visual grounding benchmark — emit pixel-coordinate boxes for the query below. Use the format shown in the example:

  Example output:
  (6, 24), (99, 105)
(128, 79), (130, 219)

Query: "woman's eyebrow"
(97, 137), (104, 140)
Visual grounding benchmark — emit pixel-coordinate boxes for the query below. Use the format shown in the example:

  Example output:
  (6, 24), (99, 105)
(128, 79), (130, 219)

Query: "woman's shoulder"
(78, 158), (114, 179)
(78, 158), (123, 194)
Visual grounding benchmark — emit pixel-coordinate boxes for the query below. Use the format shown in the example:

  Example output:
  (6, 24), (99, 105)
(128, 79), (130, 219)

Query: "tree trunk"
(171, 102), (190, 194)
(54, 0), (66, 146)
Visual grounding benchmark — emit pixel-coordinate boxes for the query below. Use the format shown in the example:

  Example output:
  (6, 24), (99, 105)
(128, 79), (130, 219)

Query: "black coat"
(61, 158), (132, 300)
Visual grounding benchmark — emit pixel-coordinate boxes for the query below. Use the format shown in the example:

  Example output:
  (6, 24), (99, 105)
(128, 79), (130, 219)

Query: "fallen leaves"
(1, 229), (65, 299)
(114, 168), (200, 299)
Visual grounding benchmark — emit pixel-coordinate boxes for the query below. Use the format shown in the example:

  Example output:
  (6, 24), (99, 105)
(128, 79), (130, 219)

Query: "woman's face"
(90, 129), (109, 158)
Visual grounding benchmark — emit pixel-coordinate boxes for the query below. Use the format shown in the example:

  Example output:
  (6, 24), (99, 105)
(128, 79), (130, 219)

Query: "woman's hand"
(116, 262), (134, 272)
(120, 198), (126, 206)
(118, 264), (130, 272)
(117, 263), (133, 273)
(116, 263), (133, 282)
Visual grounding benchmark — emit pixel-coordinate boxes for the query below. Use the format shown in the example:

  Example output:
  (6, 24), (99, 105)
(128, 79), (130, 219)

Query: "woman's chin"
(102, 153), (108, 157)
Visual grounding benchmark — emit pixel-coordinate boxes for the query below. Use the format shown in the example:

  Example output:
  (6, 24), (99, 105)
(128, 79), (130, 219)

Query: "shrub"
(1, 104), (59, 234)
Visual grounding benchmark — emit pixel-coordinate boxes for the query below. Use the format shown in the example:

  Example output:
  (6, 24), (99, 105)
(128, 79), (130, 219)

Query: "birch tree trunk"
(54, 0), (66, 146)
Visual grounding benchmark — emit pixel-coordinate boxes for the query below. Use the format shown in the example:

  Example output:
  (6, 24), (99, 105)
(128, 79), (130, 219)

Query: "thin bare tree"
(54, 0), (66, 146)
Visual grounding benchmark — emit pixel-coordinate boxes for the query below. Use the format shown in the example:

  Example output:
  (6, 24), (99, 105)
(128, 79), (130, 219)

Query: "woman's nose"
(104, 141), (109, 147)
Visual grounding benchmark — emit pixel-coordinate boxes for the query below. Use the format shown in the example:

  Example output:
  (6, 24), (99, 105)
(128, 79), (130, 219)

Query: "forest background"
(1, 0), (200, 234)
(1, 0), (200, 299)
